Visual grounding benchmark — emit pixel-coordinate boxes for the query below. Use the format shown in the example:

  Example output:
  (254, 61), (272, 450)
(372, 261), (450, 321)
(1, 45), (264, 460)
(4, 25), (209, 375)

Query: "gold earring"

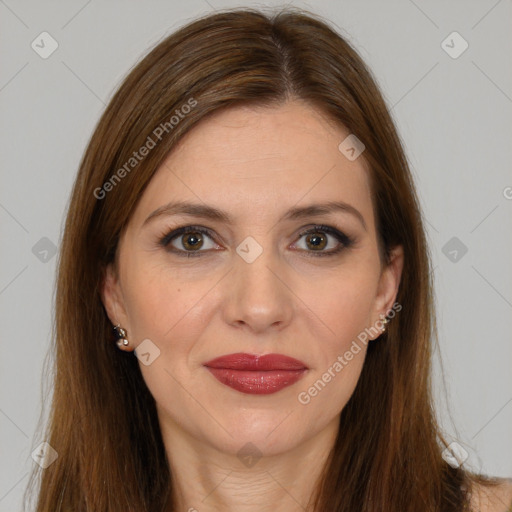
(379, 314), (390, 333)
(113, 324), (129, 348)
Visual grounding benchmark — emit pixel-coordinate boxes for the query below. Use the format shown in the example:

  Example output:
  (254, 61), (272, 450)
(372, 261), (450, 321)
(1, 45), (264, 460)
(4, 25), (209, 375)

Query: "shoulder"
(469, 478), (512, 512)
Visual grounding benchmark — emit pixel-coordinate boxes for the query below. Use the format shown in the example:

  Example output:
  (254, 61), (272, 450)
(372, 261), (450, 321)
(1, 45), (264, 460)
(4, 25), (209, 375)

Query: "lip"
(204, 353), (308, 395)
(204, 353), (308, 371)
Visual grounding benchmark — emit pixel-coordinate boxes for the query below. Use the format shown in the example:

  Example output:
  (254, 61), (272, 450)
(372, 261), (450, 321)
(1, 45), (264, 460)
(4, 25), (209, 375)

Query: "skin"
(470, 480), (512, 512)
(101, 100), (404, 511)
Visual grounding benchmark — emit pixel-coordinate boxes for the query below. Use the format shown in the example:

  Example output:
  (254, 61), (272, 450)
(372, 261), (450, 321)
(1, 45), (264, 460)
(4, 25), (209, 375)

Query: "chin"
(208, 405), (320, 457)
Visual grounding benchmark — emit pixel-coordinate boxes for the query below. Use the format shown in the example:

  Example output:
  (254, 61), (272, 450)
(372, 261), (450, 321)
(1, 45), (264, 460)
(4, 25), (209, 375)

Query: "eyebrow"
(143, 200), (367, 231)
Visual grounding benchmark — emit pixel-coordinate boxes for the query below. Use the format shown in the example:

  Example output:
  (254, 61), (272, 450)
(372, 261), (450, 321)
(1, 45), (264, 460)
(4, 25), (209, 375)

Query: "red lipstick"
(203, 353), (308, 394)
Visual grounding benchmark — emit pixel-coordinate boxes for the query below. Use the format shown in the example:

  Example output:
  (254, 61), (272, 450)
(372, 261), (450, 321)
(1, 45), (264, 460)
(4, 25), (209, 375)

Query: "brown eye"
(160, 226), (219, 255)
(305, 232), (328, 251)
(180, 232), (204, 251)
(292, 225), (354, 256)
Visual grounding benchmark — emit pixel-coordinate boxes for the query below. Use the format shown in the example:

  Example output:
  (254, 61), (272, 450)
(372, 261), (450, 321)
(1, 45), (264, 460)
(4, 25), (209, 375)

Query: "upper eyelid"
(160, 225), (217, 246)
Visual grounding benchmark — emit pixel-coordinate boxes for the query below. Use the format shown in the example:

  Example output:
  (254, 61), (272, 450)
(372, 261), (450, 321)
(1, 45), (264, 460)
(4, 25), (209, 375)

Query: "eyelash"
(157, 224), (355, 258)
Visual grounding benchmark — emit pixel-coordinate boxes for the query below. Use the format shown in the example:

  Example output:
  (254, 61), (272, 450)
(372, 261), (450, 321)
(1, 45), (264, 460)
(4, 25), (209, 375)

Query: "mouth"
(203, 353), (308, 395)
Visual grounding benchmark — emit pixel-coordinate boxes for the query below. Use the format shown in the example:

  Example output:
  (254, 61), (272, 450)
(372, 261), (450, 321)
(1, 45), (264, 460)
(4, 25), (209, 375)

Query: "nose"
(222, 244), (294, 335)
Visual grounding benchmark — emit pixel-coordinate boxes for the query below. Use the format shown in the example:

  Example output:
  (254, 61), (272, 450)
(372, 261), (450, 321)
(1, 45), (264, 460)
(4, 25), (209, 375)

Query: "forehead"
(130, 100), (375, 230)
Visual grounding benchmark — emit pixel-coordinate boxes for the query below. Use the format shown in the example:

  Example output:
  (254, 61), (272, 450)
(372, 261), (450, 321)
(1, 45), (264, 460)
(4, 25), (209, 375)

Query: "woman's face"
(102, 100), (403, 457)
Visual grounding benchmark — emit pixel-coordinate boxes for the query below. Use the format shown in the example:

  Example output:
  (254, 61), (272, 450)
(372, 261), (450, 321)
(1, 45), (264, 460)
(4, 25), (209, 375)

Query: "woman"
(26, 7), (512, 512)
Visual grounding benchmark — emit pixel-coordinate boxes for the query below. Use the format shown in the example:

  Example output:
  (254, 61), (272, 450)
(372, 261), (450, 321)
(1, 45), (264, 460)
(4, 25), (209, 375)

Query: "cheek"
(304, 269), (379, 349)
(120, 258), (218, 357)
(121, 265), (216, 424)
(293, 268), (378, 409)
(294, 282), (374, 422)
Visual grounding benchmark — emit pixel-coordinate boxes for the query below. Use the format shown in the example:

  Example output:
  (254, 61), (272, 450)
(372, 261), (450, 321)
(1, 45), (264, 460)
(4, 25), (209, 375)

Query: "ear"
(369, 245), (404, 338)
(100, 263), (132, 349)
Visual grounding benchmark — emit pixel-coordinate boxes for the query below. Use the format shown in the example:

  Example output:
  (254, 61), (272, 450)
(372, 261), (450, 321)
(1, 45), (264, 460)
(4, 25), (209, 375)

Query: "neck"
(160, 416), (339, 512)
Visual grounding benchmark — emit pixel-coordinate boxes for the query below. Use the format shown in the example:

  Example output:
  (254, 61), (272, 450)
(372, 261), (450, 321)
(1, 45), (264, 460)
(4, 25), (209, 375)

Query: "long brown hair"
(26, 7), (499, 511)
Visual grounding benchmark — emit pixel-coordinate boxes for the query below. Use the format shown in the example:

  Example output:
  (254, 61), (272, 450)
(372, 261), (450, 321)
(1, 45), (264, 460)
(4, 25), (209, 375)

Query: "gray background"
(1, 0), (511, 509)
